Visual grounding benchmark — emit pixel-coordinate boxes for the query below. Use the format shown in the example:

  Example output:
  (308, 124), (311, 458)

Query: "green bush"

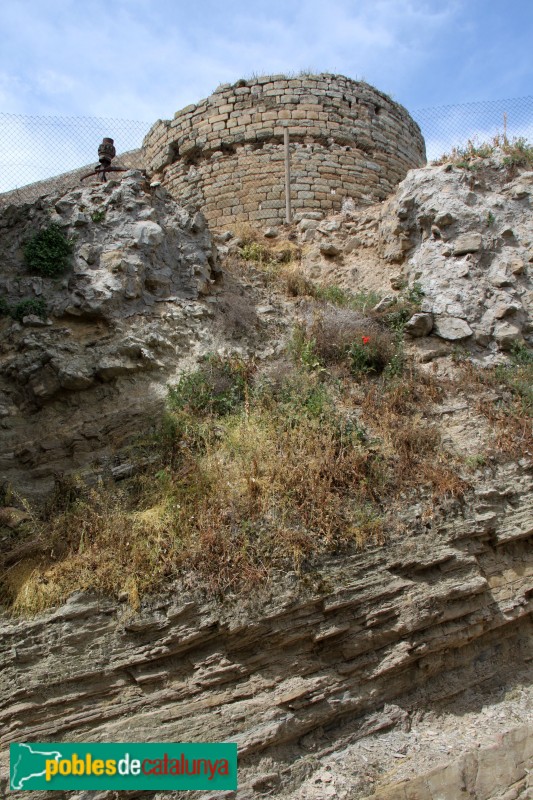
(168, 354), (254, 417)
(24, 223), (73, 277)
(0, 297), (10, 317)
(12, 298), (47, 322)
(348, 336), (392, 376)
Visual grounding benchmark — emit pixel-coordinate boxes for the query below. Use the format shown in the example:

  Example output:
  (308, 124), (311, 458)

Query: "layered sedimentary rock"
(0, 463), (531, 798)
(143, 74), (426, 229)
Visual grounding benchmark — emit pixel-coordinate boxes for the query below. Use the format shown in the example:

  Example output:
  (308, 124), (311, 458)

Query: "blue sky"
(1, 0), (532, 191)
(1, 0), (532, 121)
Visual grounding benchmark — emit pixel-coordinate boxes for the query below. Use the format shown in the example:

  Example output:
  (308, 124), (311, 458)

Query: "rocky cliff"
(0, 171), (226, 498)
(0, 151), (532, 799)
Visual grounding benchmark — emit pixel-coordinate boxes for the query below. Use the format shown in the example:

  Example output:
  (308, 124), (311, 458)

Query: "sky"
(1, 0), (532, 121)
(0, 0), (532, 190)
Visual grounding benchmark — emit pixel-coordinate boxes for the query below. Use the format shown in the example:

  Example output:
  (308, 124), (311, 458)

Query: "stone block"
(433, 316), (473, 341)
(454, 233), (483, 255)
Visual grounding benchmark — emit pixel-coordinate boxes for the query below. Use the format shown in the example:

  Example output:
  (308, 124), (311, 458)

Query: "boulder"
(433, 316), (473, 341)
(405, 312), (434, 337)
(493, 321), (523, 350)
(319, 241), (341, 257)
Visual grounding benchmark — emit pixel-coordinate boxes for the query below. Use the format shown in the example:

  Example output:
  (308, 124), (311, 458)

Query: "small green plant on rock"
(465, 454), (487, 470)
(91, 209), (106, 223)
(24, 222), (74, 277)
(12, 298), (47, 322)
(403, 282), (425, 306)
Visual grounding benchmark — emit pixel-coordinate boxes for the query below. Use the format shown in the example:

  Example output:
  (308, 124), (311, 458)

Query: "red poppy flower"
(362, 336), (370, 345)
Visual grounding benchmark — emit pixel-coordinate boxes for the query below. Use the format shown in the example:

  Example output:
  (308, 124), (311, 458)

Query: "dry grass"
(2, 398), (385, 614)
(433, 134), (533, 173)
(0, 349), (488, 617)
(360, 373), (467, 500)
(455, 352), (533, 460)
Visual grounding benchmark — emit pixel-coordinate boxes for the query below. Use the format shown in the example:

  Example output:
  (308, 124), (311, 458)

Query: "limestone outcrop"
(0, 172), (224, 497)
(292, 158), (533, 358)
(0, 148), (532, 800)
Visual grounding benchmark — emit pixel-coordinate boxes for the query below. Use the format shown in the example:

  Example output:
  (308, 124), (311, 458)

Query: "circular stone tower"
(143, 74), (426, 229)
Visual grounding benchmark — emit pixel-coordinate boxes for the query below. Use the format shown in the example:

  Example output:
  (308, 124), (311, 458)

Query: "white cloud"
(0, 0), (462, 119)
(1, 0), (532, 190)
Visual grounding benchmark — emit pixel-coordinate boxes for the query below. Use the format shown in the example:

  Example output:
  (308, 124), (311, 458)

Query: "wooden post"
(284, 127), (292, 224)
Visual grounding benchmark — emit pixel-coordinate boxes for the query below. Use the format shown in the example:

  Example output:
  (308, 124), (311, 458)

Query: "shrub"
(11, 298), (47, 322)
(283, 267), (317, 298)
(255, 366), (334, 423)
(0, 297), (10, 317)
(168, 354), (254, 417)
(403, 282), (424, 306)
(348, 336), (392, 376)
(434, 134), (533, 171)
(241, 241), (268, 263)
(24, 222), (73, 277)
(292, 307), (397, 375)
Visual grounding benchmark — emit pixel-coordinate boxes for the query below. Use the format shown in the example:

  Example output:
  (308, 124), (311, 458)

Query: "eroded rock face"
(0, 171), (219, 319)
(0, 173), (225, 497)
(0, 463), (531, 799)
(382, 163), (533, 350)
(296, 160), (532, 356)
(0, 158), (532, 800)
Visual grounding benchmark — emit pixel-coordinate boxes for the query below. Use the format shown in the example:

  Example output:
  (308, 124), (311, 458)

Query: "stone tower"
(143, 74), (426, 229)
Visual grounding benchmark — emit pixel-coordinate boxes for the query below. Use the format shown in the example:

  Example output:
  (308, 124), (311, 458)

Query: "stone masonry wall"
(143, 74), (426, 230)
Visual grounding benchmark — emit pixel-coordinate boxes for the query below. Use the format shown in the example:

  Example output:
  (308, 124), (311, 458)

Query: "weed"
(465, 454), (487, 470)
(383, 306), (412, 334)
(291, 304), (401, 379)
(91, 209), (106, 223)
(284, 267), (317, 298)
(3, 345), (477, 614)
(348, 337), (390, 376)
(168, 354), (254, 417)
(403, 282), (424, 306)
(255, 367), (334, 424)
(313, 285), (381, 312)
(11, 298), (47, 322)
(360, 374), (464, 499)
(486, 211), (495, 227)
(457, 357), (533, 458)
(240, 239), (299, 268)
(383, 348), (405, 379)
(434, 134), (533, 171)
(241, 241), (269, 263)
(24, 222), (73, 277)
(509, 341), (533, 367)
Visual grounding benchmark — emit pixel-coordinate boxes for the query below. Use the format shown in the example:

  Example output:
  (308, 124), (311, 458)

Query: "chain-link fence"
(413, 95), (533, 162)
(1, 96), (532, 206)
(0, 113), (151, 205)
